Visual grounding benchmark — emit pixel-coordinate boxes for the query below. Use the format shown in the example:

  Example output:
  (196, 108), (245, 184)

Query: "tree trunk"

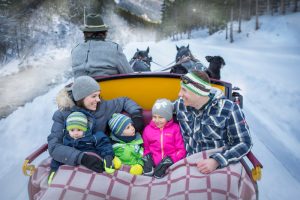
(271, 0), (274, 15)
(267, 0), (270, 14)
(255, 0), (259, 30)
(281, 0), (286, 14)
(226, 24), (228, 40)
(294, 0), (298, 12)
(15, 28), (20, 59)
(230, 7), (234, 43)
(187, 30), (191, 39)
(247, 0), (252, 20)
(238, 0), (242, 33)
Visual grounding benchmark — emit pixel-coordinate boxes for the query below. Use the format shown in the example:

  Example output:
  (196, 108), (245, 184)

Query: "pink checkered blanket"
(31, 149), (256, 200)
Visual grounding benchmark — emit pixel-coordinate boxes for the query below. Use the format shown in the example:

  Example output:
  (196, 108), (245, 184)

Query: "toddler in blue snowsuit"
(48, 111), (116, 184)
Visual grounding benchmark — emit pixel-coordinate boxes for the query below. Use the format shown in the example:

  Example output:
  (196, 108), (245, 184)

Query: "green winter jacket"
(110, 133), (144, 166)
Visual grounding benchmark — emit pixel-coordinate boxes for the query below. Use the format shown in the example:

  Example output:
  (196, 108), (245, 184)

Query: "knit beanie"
(66, 112), (88, 132)
(180, 71), (211, 96)
(108, 113), (133, 137)
(72, 76), (100, 101)
(152, 98), (173, 121)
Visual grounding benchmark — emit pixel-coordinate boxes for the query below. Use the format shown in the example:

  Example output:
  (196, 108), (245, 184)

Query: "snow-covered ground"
(0, 12), (300, 199)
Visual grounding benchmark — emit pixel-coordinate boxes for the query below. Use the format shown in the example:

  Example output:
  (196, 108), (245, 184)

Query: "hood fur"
(56, 87), (75, 110)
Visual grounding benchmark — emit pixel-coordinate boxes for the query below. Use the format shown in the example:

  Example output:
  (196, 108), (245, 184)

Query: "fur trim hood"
(56, 87), (75, 110)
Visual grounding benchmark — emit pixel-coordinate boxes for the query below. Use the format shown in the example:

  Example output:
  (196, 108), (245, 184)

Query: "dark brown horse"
(170, 45), (206, 74)
(129, 47), (152, 72)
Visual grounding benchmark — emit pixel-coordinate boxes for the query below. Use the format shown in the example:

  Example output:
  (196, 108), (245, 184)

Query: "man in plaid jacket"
(174, 70), (252, 174)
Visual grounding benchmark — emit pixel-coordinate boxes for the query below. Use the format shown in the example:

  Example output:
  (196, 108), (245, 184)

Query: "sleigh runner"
(23, 73), (262, 200)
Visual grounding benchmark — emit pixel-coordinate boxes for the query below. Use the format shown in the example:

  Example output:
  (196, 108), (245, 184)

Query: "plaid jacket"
(174, 97), (252, 168)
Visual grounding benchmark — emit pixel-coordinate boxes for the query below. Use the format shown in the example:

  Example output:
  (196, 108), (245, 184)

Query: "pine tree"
(293, 0), (298, 12)
(230, 7), (234, 43)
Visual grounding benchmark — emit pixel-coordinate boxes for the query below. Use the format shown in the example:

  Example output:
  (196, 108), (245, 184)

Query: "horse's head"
(132, 47), (152, 65)
(130, 47), (152, 72)
(171, 44), (205, 74)
(175, 45), (191, 63)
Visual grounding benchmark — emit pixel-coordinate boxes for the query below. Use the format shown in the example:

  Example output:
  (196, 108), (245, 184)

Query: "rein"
(153, 60), (176, 72)
(176, 56), (192, 64)
(130, 59), (150, 67)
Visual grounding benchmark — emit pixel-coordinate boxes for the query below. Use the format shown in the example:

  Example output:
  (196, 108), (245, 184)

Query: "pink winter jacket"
(142, 119), (186, 166)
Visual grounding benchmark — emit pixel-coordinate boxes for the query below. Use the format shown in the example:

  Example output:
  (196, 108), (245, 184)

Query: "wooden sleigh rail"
(22, 143), (263, 181)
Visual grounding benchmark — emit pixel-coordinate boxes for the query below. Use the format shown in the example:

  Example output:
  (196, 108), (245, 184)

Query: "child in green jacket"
(108, 113), (144, 175)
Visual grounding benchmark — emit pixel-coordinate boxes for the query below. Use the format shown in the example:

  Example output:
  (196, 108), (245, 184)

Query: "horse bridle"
(176, 50), (191, 62)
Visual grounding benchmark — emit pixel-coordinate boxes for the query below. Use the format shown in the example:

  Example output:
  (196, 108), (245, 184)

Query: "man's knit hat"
(152, 98), (173, 121)
(72, 76), (100, 101)
(108, 113), (133, 136)
(180, 71), (211, 96)
(66, 112), (88, 132)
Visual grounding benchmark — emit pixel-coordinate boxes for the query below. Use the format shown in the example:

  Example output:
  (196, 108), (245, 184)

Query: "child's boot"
(113, 156), (122, 170)
(104, 155), (115, 174)
(47, 169), (56, 185)
(130, 164), (143, 175)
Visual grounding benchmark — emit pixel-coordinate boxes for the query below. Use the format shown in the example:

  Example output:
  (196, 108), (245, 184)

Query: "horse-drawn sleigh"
(23, 73), (262, 200)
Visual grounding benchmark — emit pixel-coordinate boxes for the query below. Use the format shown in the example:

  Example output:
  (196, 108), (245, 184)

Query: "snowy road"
(0, 48), (71, 118)
(245, 107), (300, 199)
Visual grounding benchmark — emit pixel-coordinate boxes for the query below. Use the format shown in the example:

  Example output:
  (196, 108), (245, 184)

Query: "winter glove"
(81, 154), (104, 173)
(131, 111), (145, 132)
(142, 154), (154, 176)
(104, 155), (115, 174)
(47, 169), (56, 185)
(130, 164), (143, 175)
(153, 156), (173, 179)
(113, 156), (122, 170)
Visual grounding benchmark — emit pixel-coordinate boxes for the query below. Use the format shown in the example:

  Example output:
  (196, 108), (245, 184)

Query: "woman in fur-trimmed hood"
(47, 76), (144, 173)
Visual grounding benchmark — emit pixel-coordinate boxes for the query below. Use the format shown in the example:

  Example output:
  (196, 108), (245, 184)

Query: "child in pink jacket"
(142, 98), (186, 178)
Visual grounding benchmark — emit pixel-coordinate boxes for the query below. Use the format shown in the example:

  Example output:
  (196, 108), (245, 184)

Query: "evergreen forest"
(0, 0), (298, 66)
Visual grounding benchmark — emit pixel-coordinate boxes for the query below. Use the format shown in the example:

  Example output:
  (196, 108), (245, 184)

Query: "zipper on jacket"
(160, 128), (164, 159)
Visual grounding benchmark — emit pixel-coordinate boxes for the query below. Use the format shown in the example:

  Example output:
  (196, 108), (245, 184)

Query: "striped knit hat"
(108, 113), (133, 136)
(181, 71), (211, 96)
(66, 112), (88, 132)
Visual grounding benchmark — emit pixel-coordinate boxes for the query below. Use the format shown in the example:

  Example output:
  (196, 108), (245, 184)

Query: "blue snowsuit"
(50, 111), (114, 171)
